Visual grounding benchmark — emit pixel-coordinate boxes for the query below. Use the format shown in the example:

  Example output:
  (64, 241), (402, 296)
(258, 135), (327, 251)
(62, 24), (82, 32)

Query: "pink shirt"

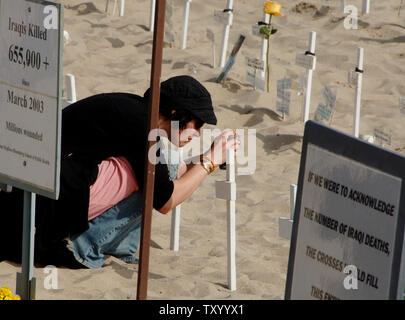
(88, 156), (139, 221)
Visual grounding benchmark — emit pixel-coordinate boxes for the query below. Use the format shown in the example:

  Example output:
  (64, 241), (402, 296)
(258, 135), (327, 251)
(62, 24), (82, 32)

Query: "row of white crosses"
(150, 0), (234, 69)
(278, 32), (365, 239)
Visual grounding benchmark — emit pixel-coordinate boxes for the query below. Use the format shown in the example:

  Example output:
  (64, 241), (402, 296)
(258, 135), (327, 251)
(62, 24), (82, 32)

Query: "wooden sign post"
(279, 184), (297, 240)
(348, 48), (364, 138)
(251, 12), (270, 79)
(362, 0), (370, 14)
(181, 0), (192, 49)
(215, 147), (237, 291)
(170, 148), (183, 252)
(217, 0), (234, 68)
(149, 0), (156, 32)
(137, 0), (166, 300)
(296, 32), (317, 123)
(215, 34), (245, 83)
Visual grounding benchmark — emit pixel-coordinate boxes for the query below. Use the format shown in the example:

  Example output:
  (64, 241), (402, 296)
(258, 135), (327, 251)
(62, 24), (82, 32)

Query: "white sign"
(314, 86), (337, 124)
(0, 0), (62, 199)
(245, 69), (265, 91)
(276, 77), (291, 115)
(296, 53), (316, 70)
(245, 56), (264, 71)
(299, 73), (308, 90)
(323, 85), (336, 107)
(374, 128), (392, 146)
(252, 23), (264, 37)
(399, 96), (405, 115)
(348, 70), (359, 86)
(314, 103), (333, 124)
(289, 142), (402, 299)
(214, 10), (233, 25)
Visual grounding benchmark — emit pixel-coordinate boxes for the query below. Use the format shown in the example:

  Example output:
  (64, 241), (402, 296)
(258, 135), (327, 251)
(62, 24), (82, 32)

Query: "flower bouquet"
(0, 287), (20, 300)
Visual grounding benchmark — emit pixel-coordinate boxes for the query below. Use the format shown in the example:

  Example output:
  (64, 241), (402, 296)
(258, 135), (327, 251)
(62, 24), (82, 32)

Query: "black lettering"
(311, 285), (323, 300)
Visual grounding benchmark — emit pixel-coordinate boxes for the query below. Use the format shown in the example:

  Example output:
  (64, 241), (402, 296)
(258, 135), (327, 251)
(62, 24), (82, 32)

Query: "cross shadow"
(377, 23), (405, 30)
(66, 2), (103, 15)
(106, 37), (125, 48)
(219, 104), (282, 126)
(83, 19), (108, 28)
(134, 40), (153, 47)
(359, 35), (405, 44)
(256, 133), (302, 155)
(136, 24), (150, 32)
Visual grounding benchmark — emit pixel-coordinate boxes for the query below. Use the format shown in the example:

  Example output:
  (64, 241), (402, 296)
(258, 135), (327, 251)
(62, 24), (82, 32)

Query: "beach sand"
(1, 0), (405, 299)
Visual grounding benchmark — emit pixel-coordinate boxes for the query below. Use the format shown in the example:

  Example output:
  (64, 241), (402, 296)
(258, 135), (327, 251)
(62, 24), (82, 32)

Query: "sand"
(1, 0), (405, 300)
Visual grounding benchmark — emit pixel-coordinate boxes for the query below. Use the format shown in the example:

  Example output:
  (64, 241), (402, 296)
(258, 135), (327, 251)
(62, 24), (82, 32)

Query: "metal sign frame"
(285, 121), (405, 300)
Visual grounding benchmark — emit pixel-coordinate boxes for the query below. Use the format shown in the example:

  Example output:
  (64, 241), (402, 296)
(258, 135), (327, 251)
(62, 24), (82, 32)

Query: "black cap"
(144, 75), (217, 125)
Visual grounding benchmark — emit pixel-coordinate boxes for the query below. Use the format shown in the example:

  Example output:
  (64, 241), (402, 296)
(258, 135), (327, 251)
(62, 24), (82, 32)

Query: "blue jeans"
(68, 191), (143, 268)
(68, 149), (181, 268)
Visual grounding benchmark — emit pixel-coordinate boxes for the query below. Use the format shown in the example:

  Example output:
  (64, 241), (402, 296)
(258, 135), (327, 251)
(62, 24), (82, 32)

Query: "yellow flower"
(0, 287), (12, 299)
(264, 1), (283, 16)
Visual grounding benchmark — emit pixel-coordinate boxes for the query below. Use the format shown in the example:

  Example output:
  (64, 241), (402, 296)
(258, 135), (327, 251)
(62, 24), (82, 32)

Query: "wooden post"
(302, 32), (316, 123)
(170, 206), (181, 251)
(170, 149), (183, 251)
(119, 0), (125, 16)
(16, 191), (36, 300)
(290, 184), (297, 220)
(362, 0), (370, 14)
(149, 0), (156, 32)
(260, 12), (270, 79)
(136, 0), (166, 301)
(181, 0), (192, 49)
(65, 74), (76, 103)
(341, 0), (346, 12)
(353, 47), (364, 138)
(226, 147), (236, 291)
(215, 146), (237, 290)
(219, 0), (234, 68)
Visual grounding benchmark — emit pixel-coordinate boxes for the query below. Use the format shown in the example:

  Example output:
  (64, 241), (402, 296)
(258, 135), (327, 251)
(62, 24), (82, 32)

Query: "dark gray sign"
(285, 121), (405, 300)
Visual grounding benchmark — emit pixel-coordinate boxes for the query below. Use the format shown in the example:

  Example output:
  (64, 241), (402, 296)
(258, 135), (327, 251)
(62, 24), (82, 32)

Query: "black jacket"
(0, 93), (174, 262)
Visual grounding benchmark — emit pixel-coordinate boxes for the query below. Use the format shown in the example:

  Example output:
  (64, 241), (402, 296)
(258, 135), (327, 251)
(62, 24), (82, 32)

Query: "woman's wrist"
(200, 154), (216, 174)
